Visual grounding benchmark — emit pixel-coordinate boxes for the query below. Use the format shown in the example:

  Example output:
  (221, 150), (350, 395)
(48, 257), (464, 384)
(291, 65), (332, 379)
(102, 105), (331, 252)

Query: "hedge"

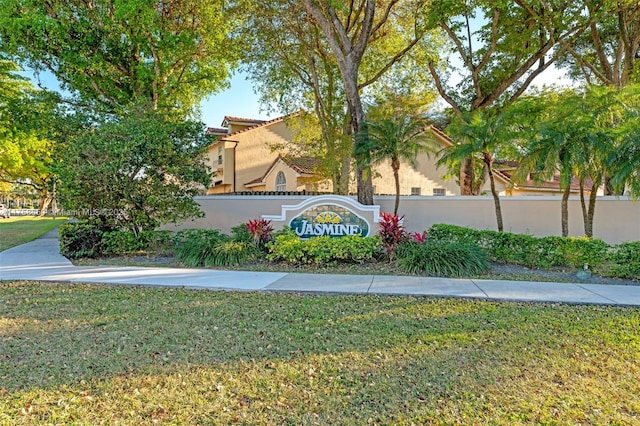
(427, 224), (613, 272)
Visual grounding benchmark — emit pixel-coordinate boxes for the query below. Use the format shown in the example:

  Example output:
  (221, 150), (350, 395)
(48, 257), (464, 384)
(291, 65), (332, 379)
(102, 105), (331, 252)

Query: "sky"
(200, 72), (277, 127)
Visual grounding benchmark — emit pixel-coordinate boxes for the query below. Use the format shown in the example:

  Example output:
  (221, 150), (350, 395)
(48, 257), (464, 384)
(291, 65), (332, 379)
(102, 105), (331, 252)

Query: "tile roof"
(206, 127), (228, 135)
(244, 155), (319, 187)
(217, 112), (302, 141)
(222, 116), (267, 126)
(284, 156), (321, 175)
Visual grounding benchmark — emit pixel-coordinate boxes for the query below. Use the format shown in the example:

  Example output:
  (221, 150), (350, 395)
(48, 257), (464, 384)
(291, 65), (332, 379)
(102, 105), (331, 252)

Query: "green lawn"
(1, 281), (638, 425)
(0, 217), (68, 252)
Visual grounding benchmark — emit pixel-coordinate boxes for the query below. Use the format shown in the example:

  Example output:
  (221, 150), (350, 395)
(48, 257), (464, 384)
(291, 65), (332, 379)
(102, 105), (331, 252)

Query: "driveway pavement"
(2, 228), (640, 306)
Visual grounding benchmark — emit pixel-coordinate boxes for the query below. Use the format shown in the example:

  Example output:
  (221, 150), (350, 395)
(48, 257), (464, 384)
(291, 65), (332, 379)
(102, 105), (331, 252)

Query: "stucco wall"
(234, 121), (293, 191)
(265, 162), (299, 191)
(370, 152), (463, 196)
(164, 195), (640, 245)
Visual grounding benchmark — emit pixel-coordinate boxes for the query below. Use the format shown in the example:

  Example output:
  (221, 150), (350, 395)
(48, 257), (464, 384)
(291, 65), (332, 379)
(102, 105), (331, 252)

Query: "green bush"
(267, 233), (381, 265)
(427, 224), (609, 270)
(175, 229), (229, 266)
(558, 237), (609, 269)
(174, 228), (260, 267)
(608, 242), (640, 280)
(102, 230), (175, 256)
(144, 230), (175, 255)
(102, 230), (148, 255)
(395, 240), (489, 277)
(230, 223), (253, 244)
(204, 240), (260, 267)
(59, 222), (106, 259)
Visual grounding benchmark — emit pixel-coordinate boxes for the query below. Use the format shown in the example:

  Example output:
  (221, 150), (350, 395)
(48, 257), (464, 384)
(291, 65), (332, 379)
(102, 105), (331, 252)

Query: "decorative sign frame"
(262, 195), (381, 239)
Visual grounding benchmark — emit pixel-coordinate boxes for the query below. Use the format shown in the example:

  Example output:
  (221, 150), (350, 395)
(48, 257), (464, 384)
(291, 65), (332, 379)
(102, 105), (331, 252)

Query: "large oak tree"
(425, 0), (592, 195)
(0, 0), (240, 115)
(301, 0), (432, 204)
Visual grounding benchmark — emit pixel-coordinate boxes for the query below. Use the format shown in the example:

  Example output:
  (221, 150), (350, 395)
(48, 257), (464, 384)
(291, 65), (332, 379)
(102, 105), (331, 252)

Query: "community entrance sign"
(262, 195), (381, 239)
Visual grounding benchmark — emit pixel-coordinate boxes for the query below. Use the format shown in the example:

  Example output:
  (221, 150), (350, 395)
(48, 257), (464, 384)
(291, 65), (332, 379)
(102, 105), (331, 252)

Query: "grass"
(0, 217), (68, 252)
(2, 281), (639, 424)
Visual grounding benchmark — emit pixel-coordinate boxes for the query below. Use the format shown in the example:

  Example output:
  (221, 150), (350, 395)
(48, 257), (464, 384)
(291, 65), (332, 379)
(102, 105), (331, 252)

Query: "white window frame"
(275, 171), (287, 192)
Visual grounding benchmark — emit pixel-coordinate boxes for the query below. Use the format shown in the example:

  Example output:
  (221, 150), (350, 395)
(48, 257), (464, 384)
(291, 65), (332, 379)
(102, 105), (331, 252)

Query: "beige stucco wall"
(370, 152), (463, 196)
(205, 121), (294, 193)
(234, 121), (293, 191)
(265, 162), (299, 191)
(164, 195), (640, 245)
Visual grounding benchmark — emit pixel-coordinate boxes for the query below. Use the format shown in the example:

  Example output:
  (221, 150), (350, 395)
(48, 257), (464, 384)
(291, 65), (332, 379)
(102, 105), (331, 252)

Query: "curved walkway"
(1, 228), (640, 306)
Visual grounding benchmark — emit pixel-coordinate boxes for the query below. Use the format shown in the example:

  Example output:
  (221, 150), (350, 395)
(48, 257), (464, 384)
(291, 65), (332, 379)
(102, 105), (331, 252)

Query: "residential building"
(205, 113), (590, 196)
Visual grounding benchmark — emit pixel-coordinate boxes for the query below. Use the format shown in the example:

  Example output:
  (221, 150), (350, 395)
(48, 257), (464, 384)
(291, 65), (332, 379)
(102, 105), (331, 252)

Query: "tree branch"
(428, 61), (462, 116)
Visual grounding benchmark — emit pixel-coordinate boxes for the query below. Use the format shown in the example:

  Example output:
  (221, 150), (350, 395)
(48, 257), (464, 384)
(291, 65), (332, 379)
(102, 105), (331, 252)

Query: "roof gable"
(245, 155), (318, 187)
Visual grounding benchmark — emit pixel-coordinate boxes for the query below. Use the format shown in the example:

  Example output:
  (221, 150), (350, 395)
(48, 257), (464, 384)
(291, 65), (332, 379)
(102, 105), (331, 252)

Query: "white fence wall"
(164, 195), (640, 245)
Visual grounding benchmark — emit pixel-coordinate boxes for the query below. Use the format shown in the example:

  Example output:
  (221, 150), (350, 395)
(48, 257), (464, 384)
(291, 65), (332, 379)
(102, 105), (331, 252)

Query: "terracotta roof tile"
(243, 154), (318, 187)
(285, 157), (320, 175)
(222, 116), (267, 126)
(217, 111), (302, 140)
(206, 127), (228, 135)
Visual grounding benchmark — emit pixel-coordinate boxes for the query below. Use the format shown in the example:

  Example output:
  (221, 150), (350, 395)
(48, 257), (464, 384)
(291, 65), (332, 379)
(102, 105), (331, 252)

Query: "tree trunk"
(585, 178), (600, 238)
(485, 154), (503, 232)
(302, 0), (375, 205)
(580, 180), (588, 231)
(38, 194), (51, 217)
(345, 70), (374, 205)
(460, 157), (475, 195)
(561, 183), (571, 237)
(392, 157), (400, 215)
(339, 155), (351, 195)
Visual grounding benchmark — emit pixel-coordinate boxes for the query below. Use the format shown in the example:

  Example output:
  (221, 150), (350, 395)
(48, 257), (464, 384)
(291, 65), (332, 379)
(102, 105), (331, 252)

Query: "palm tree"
(436, 111), (506, 232)
(356, 114), (437, 214)
(606, 84), (640, 199)
(512, 90), (585, 237)
(513, 86), (637, 238)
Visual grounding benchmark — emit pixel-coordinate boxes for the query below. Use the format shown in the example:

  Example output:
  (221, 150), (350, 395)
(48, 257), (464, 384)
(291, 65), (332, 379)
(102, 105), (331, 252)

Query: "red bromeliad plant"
(411, 231), (429, 243)
(378, 212), (407, 260)
(246, 218), (273, 246)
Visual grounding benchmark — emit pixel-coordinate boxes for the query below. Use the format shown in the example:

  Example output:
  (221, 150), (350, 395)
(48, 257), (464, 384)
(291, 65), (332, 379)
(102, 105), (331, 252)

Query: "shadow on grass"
(1, 281), (639, 423)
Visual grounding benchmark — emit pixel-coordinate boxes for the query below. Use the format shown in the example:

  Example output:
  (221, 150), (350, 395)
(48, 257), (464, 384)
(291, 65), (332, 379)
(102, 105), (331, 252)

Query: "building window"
(275, 171), (287, 192)
(410, 187), (421, 196)
(433, 188), (446, 196)
(217, 147), (223, 165)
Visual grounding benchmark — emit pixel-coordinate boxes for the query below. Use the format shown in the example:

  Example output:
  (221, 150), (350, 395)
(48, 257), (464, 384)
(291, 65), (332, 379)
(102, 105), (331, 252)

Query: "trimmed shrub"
(102, 230), (175, 256)
(395, 240), (489, 277)
(558, 237), (609, 270)
(427, 224), (609, 270)
(267, 233), (381, 265)
(102, 230), (148, 255)
(59, 222), (106, 259)
(144, 230), (175, 255)
(608, 242), (640, 280)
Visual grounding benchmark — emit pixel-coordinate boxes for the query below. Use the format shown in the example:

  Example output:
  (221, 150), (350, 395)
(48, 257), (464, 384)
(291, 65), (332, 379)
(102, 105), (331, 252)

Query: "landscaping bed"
(64, 219), (640, 286)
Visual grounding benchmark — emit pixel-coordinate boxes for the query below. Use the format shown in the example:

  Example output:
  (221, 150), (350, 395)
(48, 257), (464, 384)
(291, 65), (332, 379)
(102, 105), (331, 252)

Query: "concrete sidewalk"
(1, 228), (640, 306)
